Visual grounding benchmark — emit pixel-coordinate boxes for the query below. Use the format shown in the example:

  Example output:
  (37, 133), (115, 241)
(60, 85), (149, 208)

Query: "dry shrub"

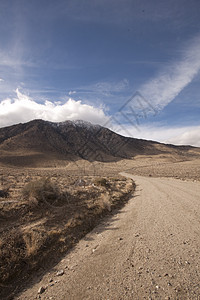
(0, 226), (62, 284)
(22, 229), (47, 256)
(99, 193), (112, 211)
(0, 187), (9, 198)
(23, 226), (62, 257)
(22, 177), (61, 205)
(0, 228), (26, 282)
(94, 177), (110, 189)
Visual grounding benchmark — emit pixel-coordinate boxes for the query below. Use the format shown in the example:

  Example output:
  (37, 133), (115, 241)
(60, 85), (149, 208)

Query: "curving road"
(18, 174), (200, 300)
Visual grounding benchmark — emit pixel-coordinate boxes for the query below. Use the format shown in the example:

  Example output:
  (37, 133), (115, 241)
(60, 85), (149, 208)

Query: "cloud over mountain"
(167, 126), (200, 147)
(0, 89), (108, 128)
(115, 124), (200, 147)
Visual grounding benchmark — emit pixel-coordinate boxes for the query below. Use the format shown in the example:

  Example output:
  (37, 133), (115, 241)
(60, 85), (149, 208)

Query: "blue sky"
(0, 0), (200, 146)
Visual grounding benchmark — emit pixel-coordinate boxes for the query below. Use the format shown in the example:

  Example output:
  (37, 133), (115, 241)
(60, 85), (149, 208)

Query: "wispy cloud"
(0, 78), (4, 82)
(68, 90), (76, 95)
(92, 79), (129, 93)
(0, 49), (31, 69)
(140, 35), (200, 111)
(67, 78), (130, 109)
(75, 79), (130, 103)
(113, 123), (200, 147)
(76, 79), (129, 97)
(0, 89), (108, 128)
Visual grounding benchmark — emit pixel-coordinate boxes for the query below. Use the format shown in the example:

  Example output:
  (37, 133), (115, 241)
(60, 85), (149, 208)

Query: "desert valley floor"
(0, 154), (200, 299)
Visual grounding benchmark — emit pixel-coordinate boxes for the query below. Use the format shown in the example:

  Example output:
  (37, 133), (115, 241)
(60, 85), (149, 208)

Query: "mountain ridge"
(0, 119), (199, 167)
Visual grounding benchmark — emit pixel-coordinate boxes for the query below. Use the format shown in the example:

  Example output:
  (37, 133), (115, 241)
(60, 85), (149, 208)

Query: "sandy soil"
(17, 173), (200, 300)
(63, 155), (200, 181)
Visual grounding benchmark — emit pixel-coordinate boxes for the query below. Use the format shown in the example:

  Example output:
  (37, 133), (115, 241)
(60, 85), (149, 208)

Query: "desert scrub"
(0, 228), (27, 282)
(0, 187), (9, 198)
(94, 177), (110, 189)
(22, 177), (61, 205)
(0, 174), (136, 299)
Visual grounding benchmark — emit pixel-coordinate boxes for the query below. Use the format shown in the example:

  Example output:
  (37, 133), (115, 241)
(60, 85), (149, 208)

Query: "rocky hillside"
(0, 119), (199, 167)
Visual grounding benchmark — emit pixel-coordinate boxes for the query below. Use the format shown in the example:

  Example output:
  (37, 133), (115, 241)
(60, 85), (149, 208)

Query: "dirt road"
(17, 174), (200, 300)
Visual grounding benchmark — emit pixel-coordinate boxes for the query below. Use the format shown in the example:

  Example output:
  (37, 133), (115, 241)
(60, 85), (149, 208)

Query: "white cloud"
(166, 126), (200, 147)
(1, 88), (199, 147)
(111, 123), (200, 147)
(0, 89), (109, 128)
(68, 90), (76, 95)
(0, 78), (4, 82)
(140, 35), (200, 111)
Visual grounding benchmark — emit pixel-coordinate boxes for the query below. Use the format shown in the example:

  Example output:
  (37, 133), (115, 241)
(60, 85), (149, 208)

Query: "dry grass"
(0, 187), (9, 198)
(99, 193), (112, 211)
(22, 177), (58, 203)
(0, 169), (135, 299)
(22, 177), (68, 206)
(94, 177), (111, 189)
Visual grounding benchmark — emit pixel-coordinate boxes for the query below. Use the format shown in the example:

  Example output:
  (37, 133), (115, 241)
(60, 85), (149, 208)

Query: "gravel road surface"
(17, 174), (200, 300)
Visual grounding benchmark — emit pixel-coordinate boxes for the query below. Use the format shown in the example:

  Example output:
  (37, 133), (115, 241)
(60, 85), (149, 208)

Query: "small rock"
(168, 282), (172, 286)
(56, 270), (64, 276)
(38, 286), (45, 294)
(49, 278), (53, 283)
(118, 237), (123, 240)
(175, 287), (181, 293)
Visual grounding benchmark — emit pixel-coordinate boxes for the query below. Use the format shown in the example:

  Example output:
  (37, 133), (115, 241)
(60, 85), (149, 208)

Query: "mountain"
(0, 119), (199, 167)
